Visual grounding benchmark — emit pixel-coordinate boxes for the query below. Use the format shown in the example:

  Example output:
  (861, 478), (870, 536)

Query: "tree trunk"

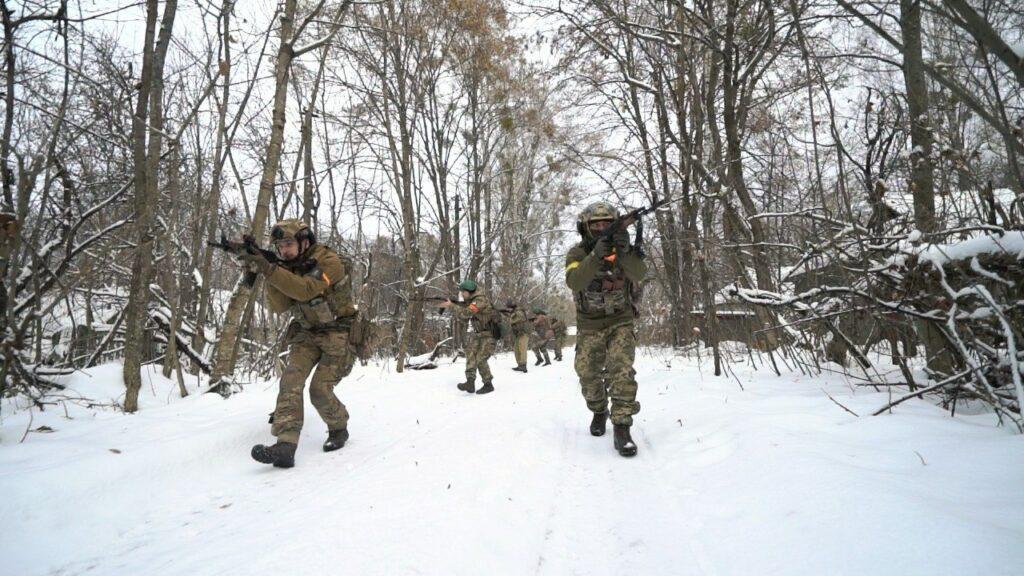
(124, 0), (178, 412)
(208, 0), (298, 395)
(900, 0), (954, 376)
(193, 0), (233, 355)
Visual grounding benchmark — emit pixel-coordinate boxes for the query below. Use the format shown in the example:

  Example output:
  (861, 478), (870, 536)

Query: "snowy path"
(1, 349), (1022, 576)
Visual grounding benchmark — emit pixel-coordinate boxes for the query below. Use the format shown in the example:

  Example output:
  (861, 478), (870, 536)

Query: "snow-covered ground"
(1, 349), (1022, 576)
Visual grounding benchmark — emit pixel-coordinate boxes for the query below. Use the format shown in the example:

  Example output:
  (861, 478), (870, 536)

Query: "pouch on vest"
(301, 296), (336, 325)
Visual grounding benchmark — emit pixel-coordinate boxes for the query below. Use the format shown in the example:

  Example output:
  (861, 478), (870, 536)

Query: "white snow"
(917, 230), (1024, 265)
(1, 350), (1021, 576)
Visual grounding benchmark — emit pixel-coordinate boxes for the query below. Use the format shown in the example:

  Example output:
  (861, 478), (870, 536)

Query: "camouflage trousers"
(531, 334), (551, 362)
(552, 335), (565, 360)
(513, 333), (530, 366)
(272, 327), (356, 444)
(533, 341), (551, 363)
(574, 323), (640, 426)
(465, 333), (495, 384)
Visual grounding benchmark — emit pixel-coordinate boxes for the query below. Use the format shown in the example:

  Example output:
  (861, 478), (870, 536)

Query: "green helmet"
(577, 202), (619, 237)
(270, 219), (315, 244)
(458, 279), (478, 292)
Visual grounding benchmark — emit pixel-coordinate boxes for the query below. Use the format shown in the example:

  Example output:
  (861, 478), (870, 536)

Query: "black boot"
(457, 381), (476, 393)
(476, 382), (495, 395)
(534, 357), (543, 366)
(251, 441), (297, 468)
(613, 424), (637, 457)
(513, 365), (527, 373)
(555, 355), (562, 362)
(543, 358), (552, 366)
(323, 429), (349, 452)
(590, 412), (608, 437)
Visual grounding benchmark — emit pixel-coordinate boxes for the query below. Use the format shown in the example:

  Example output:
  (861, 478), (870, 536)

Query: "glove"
(592, 237), (613, 259)
(612, 227), (631, 255)
(237, 251), (275, 275)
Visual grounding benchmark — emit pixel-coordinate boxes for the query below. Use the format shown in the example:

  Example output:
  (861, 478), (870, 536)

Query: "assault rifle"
(590, 196), (675, 258)
(208, 233), (279, 287)
(411, 296), (467, 315)
(208, 233), (279, 264)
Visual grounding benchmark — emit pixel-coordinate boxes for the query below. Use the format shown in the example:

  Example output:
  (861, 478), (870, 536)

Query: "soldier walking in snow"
(442, 279), (500, 395)
(244, 219), (357, 468)
(530, 307), (554, 366)
(565, 202), (647, 457)
(507, 302), (531, 373)
(550, 316), (567, 362)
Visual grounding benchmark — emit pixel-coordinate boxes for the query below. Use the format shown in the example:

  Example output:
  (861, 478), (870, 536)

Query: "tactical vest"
(510, 310), (529, 336)
(289, 252), (356, 330)
(574, 253), (633, 317)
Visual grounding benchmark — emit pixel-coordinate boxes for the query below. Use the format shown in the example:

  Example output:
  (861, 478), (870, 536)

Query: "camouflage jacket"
(508, 308), (530, 337)
(532, 315), (554, 340)
(265, 243), (356, 330)
(451, 289), (498, 337)
(551, 318), (567, 338)
(565, 239), (646, 332)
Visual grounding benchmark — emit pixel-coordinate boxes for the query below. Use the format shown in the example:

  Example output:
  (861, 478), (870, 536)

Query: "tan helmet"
(270, 219), (315, 244)
(576, 202), (619, 237)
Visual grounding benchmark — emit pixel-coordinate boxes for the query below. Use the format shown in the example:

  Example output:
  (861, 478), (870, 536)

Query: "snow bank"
(917, 230), (1024, 265)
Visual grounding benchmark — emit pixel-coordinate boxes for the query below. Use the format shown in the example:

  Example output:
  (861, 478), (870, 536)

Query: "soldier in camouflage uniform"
(550, 317), (567, 361)
(530, 307), (553, 366)
(441, 279), (499, 395)
(507, 302), (531, 373)
(565, 202), (647, 457)
(242, 219), (357, 469)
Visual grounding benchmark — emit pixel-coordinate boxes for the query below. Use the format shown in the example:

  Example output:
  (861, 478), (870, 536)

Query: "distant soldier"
(530, 307), (554, 367)
(244, 219), (357, 469)
(441, 279), (499, 395)
(565, 202), (647, 457)
(550, 317), (568, 362)
(507, 302), (531, 373)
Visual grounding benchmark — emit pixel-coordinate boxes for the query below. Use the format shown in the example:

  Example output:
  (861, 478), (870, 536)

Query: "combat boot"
(457, 381), (476, 393)
(251, 441), (297, 468)
(323, 428), (349, 452)
(513, 365), (528, 373)
(534, 357), (543, 366)
(476, 382), (495, 395)
(590, 412), (608, 437)
(555, 354), (562, 362)
(613, 424), (637, 457)
(543, 358), (552, 366)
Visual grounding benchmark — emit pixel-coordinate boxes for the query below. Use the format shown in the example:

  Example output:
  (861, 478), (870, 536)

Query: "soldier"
(441, 279), (499, 395)
(530, 307), (553, 366)
(565, 202), (647, 457)
(242, 219), (357, 469)
(550, 316), (568, 362)
(507, 302), (531, 373)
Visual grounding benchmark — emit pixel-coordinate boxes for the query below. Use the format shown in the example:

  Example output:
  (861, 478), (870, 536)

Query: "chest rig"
(288, 255), (355, 330)
(574, 252), (632, 316)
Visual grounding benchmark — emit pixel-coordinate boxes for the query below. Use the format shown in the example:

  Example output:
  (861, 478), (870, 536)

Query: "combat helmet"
(270, 219), (316, 245)
(576, 202), (619, 237)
